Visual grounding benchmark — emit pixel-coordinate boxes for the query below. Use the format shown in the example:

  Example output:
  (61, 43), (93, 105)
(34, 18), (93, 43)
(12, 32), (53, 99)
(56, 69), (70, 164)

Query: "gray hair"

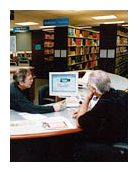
(13, 68), (31, 84)
(88, 70), (111, 94)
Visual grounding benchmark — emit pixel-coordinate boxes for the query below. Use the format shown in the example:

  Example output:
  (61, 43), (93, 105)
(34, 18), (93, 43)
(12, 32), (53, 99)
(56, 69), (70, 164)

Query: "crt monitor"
(49, 72), (78, 97)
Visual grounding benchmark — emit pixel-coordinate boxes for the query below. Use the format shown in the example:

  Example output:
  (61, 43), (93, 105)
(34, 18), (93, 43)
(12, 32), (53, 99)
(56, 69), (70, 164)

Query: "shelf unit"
(54, 26), (100, 71)
(98, 24), (128, 77)
(44, 30), (54, 62)
(32, 26), (99, 77)
(32, 30), (45, 78)
(32, 30), (56, 78)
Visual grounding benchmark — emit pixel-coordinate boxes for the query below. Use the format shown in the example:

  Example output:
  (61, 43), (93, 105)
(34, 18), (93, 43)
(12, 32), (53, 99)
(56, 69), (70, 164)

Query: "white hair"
(88, 70), (111, 94)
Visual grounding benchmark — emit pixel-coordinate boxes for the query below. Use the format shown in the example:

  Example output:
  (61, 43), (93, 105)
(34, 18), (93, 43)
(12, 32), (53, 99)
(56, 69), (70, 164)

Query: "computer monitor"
(49, 72), (78, 97)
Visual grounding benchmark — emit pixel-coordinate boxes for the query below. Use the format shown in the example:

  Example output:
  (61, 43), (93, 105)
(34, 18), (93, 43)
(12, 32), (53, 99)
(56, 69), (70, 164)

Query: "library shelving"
(98, 24), (128, 77)
(44, 29), (54, 62)
(54, 26), (100, 71)
(32, 29), (55, 78)
(43, 29), (56, 76)
(32, 30), (45, 78)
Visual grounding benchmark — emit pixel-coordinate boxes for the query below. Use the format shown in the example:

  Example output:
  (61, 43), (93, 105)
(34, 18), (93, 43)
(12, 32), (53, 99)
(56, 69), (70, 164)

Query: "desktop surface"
(10, 108), (81, 140)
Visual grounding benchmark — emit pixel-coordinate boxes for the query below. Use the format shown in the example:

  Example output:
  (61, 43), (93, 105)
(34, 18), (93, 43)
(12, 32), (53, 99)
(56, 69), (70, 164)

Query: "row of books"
(44, 34), (54, 40)
(68, 37), (99, 46)
(117, 30), (128, 37)
(68, 60), (98, 71)
(68, 27), (100, 39)
(116, 47), (128, 56)
(117, 36), (128, 45)
(68, 54), (98, 65)
(68, 47), (99, 56)
(44, 41), (54, 47)
(115, 55), (128, 66)
(44, 49), (54, 55)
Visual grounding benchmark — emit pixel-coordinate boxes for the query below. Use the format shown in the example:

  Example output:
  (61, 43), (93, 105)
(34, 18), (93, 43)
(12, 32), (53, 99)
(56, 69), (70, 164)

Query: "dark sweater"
(78, 88), (128, 143)
(10, 83), (54, 114)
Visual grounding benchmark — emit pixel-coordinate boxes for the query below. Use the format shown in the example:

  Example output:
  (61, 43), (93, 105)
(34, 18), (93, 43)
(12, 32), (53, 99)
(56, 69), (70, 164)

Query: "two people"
(10, 69), (128, 143)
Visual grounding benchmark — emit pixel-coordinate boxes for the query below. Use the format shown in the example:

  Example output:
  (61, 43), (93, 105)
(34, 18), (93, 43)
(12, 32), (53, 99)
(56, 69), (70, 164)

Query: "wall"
(10, 31), (32, 51)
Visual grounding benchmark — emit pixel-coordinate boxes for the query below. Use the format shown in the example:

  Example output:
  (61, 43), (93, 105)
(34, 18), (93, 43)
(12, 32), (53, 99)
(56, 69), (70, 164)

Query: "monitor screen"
(49, 72), (78, 97)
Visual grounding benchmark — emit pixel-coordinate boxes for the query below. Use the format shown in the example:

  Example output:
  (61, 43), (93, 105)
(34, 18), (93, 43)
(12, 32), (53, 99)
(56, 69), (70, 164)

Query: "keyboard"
(65, 97), (80, 108)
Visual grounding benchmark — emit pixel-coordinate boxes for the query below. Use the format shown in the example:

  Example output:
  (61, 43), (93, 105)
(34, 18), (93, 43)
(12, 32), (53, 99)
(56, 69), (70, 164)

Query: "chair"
(112, 142), (128, 161)
(72, 140), (128, 162)
(38, 85), (55, 105)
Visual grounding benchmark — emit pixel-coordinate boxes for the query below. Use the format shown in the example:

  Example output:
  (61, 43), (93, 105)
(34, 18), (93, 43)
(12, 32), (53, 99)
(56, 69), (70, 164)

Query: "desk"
(10, 108), (82, 140)
(108, 73), (128, 91)
(77, 70), (128, 91)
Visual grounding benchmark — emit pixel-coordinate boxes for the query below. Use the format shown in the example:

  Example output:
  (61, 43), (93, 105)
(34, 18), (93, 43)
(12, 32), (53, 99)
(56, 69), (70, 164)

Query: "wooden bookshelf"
(98, 24), (128, 77)
(31, 26), (100, 77)
(54, 26), (100, 71)
(44, 30), (54, 62)
(32, 29), (56, 78)
(31, 30), (45, 78)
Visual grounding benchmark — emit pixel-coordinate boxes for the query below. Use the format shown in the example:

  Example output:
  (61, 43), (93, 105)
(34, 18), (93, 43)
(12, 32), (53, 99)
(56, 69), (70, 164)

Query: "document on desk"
(18, 112), (48, 120)
(10, 116), (75, 135)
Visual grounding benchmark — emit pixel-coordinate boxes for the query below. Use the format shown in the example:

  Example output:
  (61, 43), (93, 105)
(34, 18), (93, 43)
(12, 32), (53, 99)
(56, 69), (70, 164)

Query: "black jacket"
(10, 83), (54, 114)
(78, 88), (128, 143)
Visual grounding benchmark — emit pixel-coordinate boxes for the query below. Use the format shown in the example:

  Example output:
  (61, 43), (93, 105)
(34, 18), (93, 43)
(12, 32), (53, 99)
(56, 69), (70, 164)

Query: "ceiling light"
(15, 22), (39, 26)
(122, 24), (128, 27)
(92, 15), (117, 20)
(103, 21), (125, 24)
(78, 26), (92, 29)
(39, 26), (55, 29)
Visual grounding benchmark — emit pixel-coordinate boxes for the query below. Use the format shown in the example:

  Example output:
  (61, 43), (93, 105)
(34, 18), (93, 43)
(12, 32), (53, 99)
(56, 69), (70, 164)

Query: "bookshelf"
(32, 30), (55, 78)
(31, 27), (99, 77)
(98, 24), (128, 77)
(32, 30), (45, 78)
(44, 29), (54, 62)
(54, 26), (100, 71)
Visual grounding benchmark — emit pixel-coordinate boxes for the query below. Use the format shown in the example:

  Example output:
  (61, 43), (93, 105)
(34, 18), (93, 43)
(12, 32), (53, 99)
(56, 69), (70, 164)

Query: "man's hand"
(73, 108), (84, 119)
(53, 100), (66, 112)
(72, 91), (94, 121)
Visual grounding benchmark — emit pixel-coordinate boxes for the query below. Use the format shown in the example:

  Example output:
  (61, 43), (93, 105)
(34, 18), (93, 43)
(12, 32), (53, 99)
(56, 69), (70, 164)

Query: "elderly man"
(73, 70), (128, 161)
(10, 68), (65, 114)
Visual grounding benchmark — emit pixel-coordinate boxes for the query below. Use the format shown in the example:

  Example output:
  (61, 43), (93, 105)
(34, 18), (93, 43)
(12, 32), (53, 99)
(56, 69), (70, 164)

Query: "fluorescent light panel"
(104, 21), (125, 24)
(15, 22), (39, 26)
(78, 26), (92, 29)
(39, 26), (55, 29)
(92, 15), (117, 20)
(122, 24), (128, 27)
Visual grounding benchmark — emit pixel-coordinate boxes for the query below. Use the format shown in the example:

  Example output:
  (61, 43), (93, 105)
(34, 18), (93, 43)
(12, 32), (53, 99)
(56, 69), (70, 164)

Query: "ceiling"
(10, 10), (128, 30)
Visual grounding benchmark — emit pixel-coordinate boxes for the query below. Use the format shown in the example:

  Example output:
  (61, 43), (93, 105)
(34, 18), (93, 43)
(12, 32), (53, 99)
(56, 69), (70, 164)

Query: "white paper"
(61, 50), (67, 57)
(10, 116), (75, 135)
(100, 49), (107, 58)
(18, 112), (48, 120)
(54, 50), (60, 57)
(108, 49), (115, 58)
